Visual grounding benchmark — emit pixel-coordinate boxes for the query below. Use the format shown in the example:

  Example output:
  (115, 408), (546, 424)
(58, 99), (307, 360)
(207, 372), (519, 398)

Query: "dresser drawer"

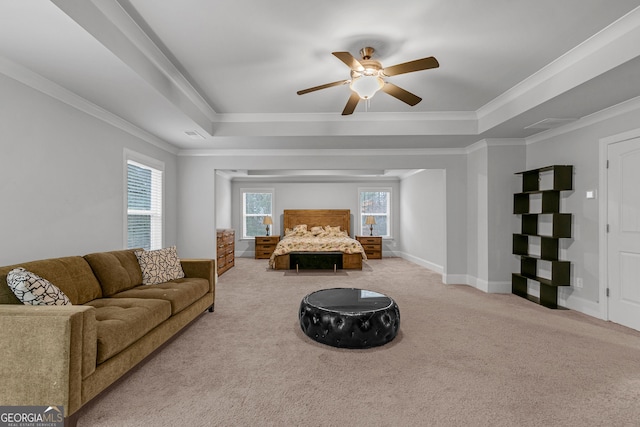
(362, 244), (380, 251)
(255, 236), (278, 244)
(365, 250), (381, 259)
(358, 237), (380, 245)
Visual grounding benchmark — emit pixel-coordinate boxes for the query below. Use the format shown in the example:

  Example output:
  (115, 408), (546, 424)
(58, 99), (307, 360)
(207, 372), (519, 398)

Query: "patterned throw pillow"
(6, 267), (71, 306)
(135, 246), (185, 285)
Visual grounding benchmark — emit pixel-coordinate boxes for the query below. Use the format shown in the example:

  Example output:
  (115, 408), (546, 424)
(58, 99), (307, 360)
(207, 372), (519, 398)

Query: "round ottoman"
(299, 288), (400, 349)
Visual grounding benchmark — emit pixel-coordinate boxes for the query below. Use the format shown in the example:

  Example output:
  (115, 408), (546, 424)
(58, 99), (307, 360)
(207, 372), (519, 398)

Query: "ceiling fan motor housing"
(360, 47), (376, 60)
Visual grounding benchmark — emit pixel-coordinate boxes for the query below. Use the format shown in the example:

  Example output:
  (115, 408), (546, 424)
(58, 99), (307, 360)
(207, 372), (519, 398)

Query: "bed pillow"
(322, 225), (347, 237)
(6, 267), (71, 306)
(310, 226), (324, 236)
(135, 246), (185, 285)
(287, 224), (308, 236)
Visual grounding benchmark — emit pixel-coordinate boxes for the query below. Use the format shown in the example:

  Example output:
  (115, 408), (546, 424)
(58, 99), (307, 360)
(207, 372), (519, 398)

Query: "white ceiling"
(1, 0), (640, 161)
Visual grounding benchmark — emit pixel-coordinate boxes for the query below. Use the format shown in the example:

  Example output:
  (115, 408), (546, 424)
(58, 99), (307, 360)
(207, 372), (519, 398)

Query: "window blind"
(127, 160), (162, 250)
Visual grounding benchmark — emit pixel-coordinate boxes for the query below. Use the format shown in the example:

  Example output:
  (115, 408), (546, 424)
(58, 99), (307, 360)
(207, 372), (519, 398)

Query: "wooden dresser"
(216, 229), (235, 275)
(255, 236), (280, 259)
(356, 236), (382, 259)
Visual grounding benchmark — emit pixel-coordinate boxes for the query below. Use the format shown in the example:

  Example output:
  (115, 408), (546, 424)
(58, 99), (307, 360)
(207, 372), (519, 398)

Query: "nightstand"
(356, 236), (382, 259)
(255, 236), (280, 259)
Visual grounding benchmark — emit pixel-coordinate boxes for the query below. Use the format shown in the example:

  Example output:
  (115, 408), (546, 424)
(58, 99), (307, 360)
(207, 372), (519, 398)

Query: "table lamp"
(365, 216), (376, 236)
(263, 216), (273, 236)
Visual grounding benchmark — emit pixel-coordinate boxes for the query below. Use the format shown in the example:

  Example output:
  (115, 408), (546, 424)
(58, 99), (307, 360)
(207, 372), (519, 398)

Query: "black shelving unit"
(512, 165), (573, 309)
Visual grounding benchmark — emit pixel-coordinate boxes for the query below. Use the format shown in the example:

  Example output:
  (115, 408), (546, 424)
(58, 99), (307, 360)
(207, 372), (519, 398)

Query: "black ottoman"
(299, 288), (400, 349)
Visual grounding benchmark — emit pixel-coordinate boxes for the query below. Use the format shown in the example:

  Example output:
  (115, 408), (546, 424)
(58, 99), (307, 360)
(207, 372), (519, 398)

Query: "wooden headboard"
(283, 209), (352, 236)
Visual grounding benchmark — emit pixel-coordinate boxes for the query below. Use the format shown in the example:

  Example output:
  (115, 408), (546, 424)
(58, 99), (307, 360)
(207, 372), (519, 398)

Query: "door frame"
(598, 127), (640, 321)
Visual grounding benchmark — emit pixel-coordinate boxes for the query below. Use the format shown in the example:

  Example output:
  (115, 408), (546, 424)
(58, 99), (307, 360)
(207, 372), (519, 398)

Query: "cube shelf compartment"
(512, 165), (573, 309)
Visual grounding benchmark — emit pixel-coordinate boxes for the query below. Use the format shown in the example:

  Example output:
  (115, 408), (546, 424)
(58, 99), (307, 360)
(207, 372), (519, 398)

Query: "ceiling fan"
(297, 47), (439, 115)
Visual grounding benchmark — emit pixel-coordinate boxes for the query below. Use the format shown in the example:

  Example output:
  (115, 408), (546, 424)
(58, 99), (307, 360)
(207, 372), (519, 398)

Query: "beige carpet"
(76, 258), (640, 426)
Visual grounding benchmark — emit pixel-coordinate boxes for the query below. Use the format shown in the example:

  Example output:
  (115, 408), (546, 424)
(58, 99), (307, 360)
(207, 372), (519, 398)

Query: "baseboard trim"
(457, 275), (512, 293)
(396, 252), (444, 275)
(443, 274), (469, 285)
(558, 288), (604, 319)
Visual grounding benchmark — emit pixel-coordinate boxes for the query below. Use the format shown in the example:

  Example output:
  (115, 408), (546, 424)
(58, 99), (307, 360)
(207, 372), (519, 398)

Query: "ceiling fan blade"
(380, 82), (422, 106)
(341, 92), (360, 115)
(332, 51), (364, 71)
(382, 56), (439, 76)
(297, 80), (349, 95)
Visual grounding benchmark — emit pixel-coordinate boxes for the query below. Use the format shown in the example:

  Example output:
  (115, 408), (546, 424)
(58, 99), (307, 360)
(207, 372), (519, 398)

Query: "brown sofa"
(0, 249), (215, 427)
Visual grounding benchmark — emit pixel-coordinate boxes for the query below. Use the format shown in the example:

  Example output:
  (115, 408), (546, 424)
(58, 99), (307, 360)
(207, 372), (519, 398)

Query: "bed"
(269, 209), (367, 270)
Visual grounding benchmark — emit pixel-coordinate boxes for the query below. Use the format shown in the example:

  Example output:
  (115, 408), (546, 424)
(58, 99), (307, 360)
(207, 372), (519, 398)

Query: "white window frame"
(241, 188), (275, 239)
(124, 149), (164, 250)
(358, 187), (392, 238)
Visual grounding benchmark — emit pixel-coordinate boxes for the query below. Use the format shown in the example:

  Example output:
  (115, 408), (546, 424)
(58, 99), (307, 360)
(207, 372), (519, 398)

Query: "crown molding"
(465, 138), (525, 154)
(215, 111), (477, 123)
(178, 147), (469, 157)
(526, 95), (640, 145)
(0, 55), (178, 155)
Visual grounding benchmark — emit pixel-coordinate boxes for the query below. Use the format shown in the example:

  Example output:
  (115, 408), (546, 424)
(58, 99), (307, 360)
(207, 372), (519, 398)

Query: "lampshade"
(350, 75), (384, 100)
(263, 216), (273, 225)
(365, 216), (376, 225)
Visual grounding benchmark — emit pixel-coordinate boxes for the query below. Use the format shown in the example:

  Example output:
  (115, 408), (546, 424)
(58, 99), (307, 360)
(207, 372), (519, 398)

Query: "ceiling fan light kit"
(350, 74), (384, 99)
(297, 47), (439, 115)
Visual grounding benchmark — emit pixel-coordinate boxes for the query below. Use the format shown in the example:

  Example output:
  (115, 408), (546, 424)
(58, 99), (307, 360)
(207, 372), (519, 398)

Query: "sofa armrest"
(0, 304), (97, 417)
(181, 259), (216, 294)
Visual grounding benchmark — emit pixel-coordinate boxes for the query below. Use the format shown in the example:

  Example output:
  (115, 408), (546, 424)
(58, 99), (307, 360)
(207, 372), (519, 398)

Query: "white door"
(608, 137), (640, 331)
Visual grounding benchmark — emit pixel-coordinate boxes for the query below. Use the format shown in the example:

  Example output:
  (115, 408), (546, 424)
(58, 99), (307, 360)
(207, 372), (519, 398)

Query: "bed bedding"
(268, 224), (367, 268)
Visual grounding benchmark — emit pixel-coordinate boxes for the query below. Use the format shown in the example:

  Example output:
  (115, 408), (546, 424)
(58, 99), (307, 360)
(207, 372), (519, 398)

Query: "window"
(126, 152), (163, 250)
(359, 188), (391, 237)
(242, 189), (273, 239)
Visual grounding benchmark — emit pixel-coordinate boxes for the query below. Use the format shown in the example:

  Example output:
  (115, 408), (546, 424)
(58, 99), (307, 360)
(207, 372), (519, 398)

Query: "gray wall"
(466, 141), (526, 292)
(399, 169), (446, 272)
(487, 143), (526, 287)
(0, 74), (179, 265)
(215, 172), (232, 229)
(466, 145), (487, 286)
(177, 156), (217, 258)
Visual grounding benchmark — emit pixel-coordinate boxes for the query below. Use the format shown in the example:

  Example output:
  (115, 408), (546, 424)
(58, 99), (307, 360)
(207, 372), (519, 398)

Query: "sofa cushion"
(85, 298), (171, 364)
(84, 250), (143, 297)
(134, 246), (185, 285)
(0, 257), (102, 305)
(6, 268), (71, 306)
(110, 278), (209, 315)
